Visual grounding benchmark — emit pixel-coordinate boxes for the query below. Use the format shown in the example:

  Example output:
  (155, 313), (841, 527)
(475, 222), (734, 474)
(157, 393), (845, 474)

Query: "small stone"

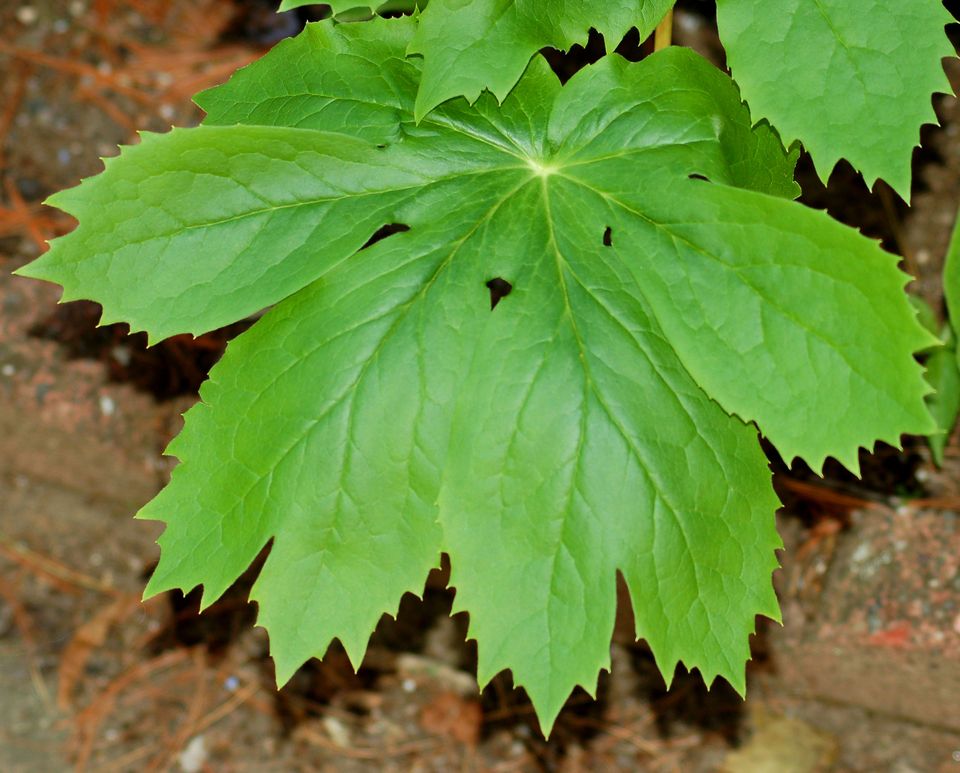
(178, 736), (207, 773)
(99, 395), (116, 417)
(321, 716), (351, 748)
(16, 6), (38, 25)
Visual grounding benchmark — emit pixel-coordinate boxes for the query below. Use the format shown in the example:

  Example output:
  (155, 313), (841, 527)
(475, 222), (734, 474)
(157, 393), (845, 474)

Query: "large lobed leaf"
(17, 19), (935, 732)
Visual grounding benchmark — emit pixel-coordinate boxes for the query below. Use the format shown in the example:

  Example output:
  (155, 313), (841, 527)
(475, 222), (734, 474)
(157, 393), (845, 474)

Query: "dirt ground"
(1, 2), (959, 771)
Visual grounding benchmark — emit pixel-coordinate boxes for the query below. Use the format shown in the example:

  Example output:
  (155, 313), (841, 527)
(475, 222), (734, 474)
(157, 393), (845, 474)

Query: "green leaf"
(407, 0), (675, 119)
(278, 1), (674, 118)
(924, 327), (959, 467)
(945, 209), (960, 355)
(278, 0), (422, 15)
(716, 0), (954, 199)
(18, 20), (935, 732)
(934, 210), (960, 465)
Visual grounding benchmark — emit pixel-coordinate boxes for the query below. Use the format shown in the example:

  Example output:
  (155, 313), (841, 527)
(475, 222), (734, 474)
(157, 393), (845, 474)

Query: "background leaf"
(716, 0), (955, 198)
(923, 328), (960, 467)
(407, 0), (675, 119)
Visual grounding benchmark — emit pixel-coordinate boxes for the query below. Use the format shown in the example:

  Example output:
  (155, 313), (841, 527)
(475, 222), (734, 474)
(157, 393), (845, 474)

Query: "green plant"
(932, 213), (960, 464)
(14, 2), (955, 733)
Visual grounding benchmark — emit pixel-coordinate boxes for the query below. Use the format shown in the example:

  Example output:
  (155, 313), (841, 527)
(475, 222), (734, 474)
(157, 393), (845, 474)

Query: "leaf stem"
(654, 10), (674, 51)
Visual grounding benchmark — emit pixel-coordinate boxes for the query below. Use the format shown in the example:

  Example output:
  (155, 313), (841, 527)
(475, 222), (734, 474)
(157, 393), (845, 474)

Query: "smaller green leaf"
(933, 208), (960, 465)
(924, 327), (960, 467)
(716, 0), (954, 199)
(945, 208), (960, 359)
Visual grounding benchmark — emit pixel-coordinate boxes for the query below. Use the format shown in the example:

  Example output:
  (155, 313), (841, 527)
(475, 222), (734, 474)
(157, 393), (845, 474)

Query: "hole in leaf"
(540, 28), (607, 83)
(486, 277), (513, 310)
(688, 173), (709, 182)
(603, 226), (613, 247)
(360, 223), (410, 251)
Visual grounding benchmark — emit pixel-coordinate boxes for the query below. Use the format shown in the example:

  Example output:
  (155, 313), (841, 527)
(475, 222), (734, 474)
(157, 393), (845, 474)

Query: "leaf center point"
(527, 158), (558, 179)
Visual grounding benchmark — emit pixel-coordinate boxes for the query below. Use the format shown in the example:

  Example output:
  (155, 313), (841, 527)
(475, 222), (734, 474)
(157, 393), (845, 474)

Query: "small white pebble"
(68, 0), (86, 17)
(111, 346), (131, 367)
(16, 6), (38, 25)
(675, 10), (702, 34)
(322, 716), (351, 748)
(99, 395), (116, 416)
(401, 678), (416, 693)
(1, 363), (15, 377)
(178, 736), (207, 773)
(224, 675), (239, 691)
(159, 103), (175, 121)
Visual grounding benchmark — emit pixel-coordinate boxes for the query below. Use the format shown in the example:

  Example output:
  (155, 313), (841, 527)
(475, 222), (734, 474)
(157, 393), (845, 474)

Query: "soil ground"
(1, 2), (959, 771)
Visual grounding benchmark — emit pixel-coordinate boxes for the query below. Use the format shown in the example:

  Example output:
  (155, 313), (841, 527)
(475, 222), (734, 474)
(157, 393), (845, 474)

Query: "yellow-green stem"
(654, 9), (674, 51)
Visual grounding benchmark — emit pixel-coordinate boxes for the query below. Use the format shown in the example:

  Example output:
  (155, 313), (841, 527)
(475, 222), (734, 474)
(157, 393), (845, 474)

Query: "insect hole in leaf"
(486, 277), (513, 310)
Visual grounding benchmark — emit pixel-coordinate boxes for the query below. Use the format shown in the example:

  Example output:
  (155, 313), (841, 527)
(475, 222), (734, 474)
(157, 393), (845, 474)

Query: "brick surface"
(770, 506), (960, 732)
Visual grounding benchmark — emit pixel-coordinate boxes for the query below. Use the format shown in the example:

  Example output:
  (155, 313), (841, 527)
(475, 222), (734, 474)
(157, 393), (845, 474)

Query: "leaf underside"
(716, 0), (955, 199)
(17, 19), (935, 733)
